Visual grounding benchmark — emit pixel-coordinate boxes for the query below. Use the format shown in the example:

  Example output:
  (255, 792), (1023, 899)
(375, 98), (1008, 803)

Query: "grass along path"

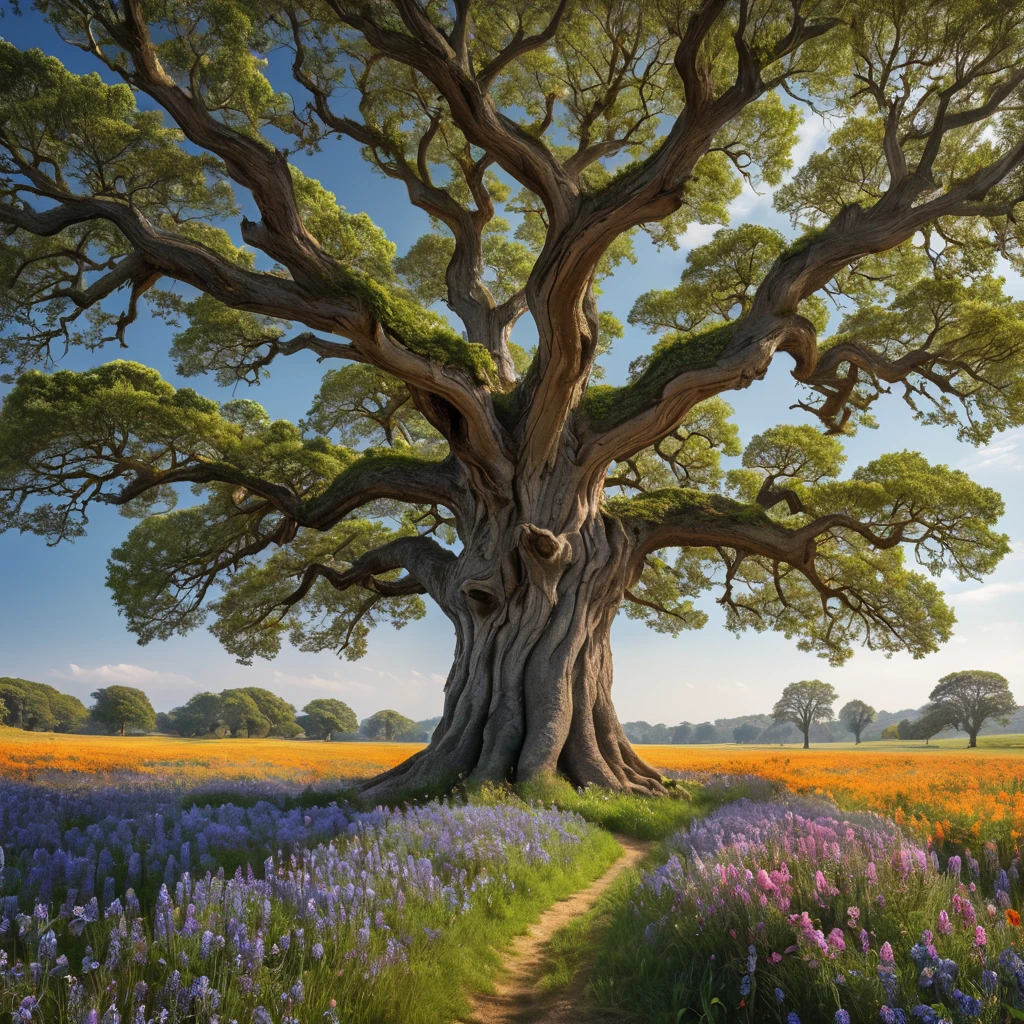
(463, 834), (651, 1024)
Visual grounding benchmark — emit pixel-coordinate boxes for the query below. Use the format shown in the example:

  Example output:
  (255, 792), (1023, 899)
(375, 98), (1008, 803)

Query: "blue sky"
(1, 10), (1022, 724)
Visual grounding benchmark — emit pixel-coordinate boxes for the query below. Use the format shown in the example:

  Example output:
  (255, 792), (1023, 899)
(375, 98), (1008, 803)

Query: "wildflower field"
(5, 730), (1024, 1022)
(0, 765), (623, 1022)
(639, 744), (1024, 848)
(595, 797), (1024, 1024)
(0, 727), (421, 784)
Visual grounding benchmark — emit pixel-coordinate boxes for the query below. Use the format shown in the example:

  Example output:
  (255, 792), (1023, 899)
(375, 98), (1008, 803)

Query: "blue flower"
(952, 989), (981, 1018)
(16, 996), (37, 1021)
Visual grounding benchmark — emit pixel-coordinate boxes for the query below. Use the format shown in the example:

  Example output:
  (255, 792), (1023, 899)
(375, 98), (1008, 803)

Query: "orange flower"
(1007, 909), (1021, 927)
(0, 725), (419, 784)
(634, 742), (1024, 849)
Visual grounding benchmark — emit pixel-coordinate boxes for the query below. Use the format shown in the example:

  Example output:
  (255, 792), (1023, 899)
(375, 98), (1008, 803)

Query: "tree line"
(771, 671), (1017, 749)
(0, 677), (433, 742)
(623, 670), (1017, 750)
(4, 669), (1014, 748)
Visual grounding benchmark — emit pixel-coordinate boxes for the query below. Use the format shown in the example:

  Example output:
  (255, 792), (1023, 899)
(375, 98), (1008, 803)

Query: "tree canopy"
(1, 0), (1023, 796)
(360, 709), (425, 742)
(772, 679), (838, 748)
(0, 677), (88, 732)
(300, 698), (359, 740)
(924, 670), (1017, 747)
(90, 685), (156, 736)
(838, 699), (876, 744)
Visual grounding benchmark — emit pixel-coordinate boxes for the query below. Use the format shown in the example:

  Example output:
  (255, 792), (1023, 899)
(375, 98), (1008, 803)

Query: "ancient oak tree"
(2, 1), (1023, 796)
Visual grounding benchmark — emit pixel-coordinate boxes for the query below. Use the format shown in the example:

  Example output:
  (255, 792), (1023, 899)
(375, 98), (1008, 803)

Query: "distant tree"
(154, 711), (175, 734)
(772, 680), (838, 749)
(90, 686), (156, 736)
(881, 724), (901, 740)
(646, 723), (671, 744)
(692, 722), (722, 744)
(622, 721), (653, 744)
(838, 700), (876, 745)
(733, 722), (763, 744)
(0, 696), (6, 724)
(670, 723), (694, 745)
(170, 692), (228, 737)
(757, 721), (796, 745)
(904, 709), (952, 745)
(0, 678), (89, 733)
(924, 670), (1017, 748)
(231, 688), (301, 738)
(360, 710), (423, 742)
(896, 718), (915, 739)
(301, 699), (358, 741)
(221, 691), (271, 738)
(45, 689), (89, 732)
(417, 717), (442, 740)
(0, 679), (55, 731)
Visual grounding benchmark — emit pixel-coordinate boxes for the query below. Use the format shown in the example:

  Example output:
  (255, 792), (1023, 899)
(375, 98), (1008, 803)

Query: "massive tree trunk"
(359, 472), (666, 802)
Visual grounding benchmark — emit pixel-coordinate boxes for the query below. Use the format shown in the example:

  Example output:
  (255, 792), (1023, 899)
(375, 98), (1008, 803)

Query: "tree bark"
(968, 730), (978, 748)
(359, 498), (666, 803)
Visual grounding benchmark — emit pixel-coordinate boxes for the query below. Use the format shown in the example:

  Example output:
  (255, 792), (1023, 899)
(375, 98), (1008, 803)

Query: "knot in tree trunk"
(518, 523), (575, 606)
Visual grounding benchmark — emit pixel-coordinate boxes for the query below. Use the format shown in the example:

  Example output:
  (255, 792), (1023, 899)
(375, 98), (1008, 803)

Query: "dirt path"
(463, 834), (651, 1024)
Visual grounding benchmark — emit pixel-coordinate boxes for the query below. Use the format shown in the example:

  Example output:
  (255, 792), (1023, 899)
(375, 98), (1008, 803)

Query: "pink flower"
(975, 925), (987, 947)
(879, 941), (895, 965)
(937, 910), (953, 936)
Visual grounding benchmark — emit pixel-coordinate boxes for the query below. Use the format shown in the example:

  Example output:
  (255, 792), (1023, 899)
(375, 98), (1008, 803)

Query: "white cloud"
(714, 679), (750, 692)
(55, 663), (196, 687)
(952, 581), (1024, 603)
(674, 222), (720, 250)
(786, 113), (832, 180)
(270, 669), (374, 695)
(960, 429), (1024, 472)
(1005, 539), (1024, 561)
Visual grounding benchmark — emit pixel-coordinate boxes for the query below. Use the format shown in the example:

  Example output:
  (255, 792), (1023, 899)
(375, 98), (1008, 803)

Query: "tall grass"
(519, 773), (773, 840)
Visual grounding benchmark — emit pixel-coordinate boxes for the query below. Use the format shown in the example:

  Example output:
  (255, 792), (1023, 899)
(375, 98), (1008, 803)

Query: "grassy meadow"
(4, 728), (1024, 1021)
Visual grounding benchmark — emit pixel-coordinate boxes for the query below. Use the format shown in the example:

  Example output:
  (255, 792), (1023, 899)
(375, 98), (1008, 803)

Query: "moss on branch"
(604, 486), (773, 529)
(300, 447), (447, 522)
(581, 323), (734, 431)
(339, 270), (499, 387)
